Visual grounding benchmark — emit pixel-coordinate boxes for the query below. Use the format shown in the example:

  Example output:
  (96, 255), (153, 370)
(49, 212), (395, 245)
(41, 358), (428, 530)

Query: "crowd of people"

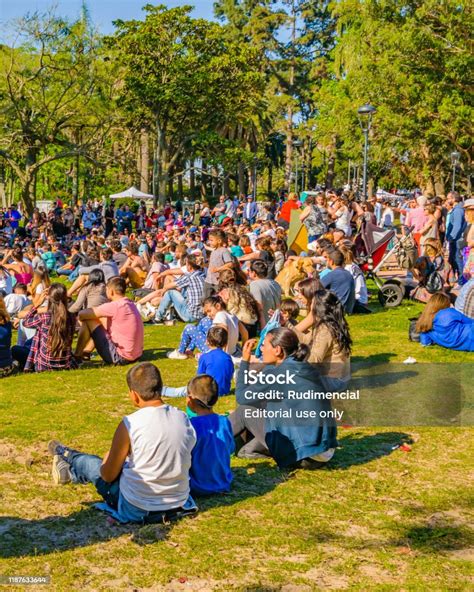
(0, 187), (473, 523)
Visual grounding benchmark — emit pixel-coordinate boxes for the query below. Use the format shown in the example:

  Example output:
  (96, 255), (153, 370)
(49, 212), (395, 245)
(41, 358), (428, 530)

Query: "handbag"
(409, 317), (421, 342)
(255, 310), (281, 359)
(425, 271), (443, 294)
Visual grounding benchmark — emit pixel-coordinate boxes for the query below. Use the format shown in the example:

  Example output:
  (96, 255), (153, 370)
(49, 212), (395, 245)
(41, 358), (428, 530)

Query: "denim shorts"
(91, 325), (129, 365)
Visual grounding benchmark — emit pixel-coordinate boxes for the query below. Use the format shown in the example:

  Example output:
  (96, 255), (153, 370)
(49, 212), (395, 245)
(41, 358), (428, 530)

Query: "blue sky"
(0, 1), (216, 36)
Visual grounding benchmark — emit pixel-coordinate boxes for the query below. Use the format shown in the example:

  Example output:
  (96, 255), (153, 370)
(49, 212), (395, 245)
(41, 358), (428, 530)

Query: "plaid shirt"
(23, 308), (77, 372)
(175, 270), (205, 319)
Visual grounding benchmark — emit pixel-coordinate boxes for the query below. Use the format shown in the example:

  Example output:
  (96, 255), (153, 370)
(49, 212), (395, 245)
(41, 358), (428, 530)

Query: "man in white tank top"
(47, 362), (197, 523)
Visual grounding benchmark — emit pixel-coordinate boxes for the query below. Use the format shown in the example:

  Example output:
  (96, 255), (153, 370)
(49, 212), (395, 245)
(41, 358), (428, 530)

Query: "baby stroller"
(355, 220), (418, 307)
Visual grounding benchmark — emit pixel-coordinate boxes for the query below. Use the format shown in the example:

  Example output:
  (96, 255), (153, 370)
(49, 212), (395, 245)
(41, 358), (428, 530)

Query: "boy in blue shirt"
(162, 326), (234, 398)
(186, 374), (234, 496)
(197, 326), (234, 396)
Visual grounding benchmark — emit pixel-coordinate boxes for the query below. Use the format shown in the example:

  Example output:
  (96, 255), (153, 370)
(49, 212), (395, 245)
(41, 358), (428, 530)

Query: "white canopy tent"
(109, 186), (154, 200)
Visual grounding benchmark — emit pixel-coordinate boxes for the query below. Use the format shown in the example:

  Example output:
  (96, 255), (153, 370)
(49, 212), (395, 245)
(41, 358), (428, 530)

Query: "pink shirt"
(95, 298), (144, 361)
(405, 207), (428, 233)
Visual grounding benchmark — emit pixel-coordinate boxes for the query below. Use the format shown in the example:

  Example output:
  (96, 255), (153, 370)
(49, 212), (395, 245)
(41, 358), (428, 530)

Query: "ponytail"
(267, 327), (309, 362)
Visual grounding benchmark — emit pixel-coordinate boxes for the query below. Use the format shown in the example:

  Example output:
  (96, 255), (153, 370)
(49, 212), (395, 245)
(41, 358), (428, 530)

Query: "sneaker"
(47, 440), (67, 456)
(167, 349), (189, 360)
(164, 319), (176, 326)
(152, 317), (165, 325)
(145, 303), (156, 315)
(51, 455), (72, 485)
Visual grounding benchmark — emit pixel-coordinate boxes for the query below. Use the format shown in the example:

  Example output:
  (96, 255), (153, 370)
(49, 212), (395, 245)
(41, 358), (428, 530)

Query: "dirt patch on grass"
(0, 440), (43, 466)
(444, 547), (474, 561)
(301, 567), (350, 589)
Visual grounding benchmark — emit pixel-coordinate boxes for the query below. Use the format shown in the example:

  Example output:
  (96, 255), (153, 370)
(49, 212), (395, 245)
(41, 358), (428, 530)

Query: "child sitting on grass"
(280, 298), (300, 328)
(162, 326), (234, 398)
(47, 362), (198, 524)
(186, 374), (234, 496)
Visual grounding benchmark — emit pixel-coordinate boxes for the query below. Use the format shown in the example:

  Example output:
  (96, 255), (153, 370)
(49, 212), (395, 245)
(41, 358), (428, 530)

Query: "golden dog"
(276, 257), (316, 297)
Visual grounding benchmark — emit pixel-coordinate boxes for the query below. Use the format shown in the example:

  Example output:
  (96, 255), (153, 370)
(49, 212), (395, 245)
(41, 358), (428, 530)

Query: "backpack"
(397, 236), (418, 270)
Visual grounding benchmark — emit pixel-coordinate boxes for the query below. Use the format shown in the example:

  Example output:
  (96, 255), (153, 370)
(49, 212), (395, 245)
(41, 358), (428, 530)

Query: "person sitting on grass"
(163, 326), (234, 397)
(0, 295), (14, 378)
(320, 249), (355, 314)
(12, 283), (77, 372)
(28, 266), (51, 308)
(68, 268), (109, 314)
(186, 374), (234, 496)
(205, 295), (248, 359)
(75, 276), (143, 365)
(416, 292), (474, 352)
(293, 289), (352, 388)
(279, 298), (300, 328)
(153, 254), (205, 326)
(47, 362), (198, 523)
(230, 328), (338, 469)
(67, 247), (119, 298)
(119, 241), (149, 288)
(4, 283), (30, 316)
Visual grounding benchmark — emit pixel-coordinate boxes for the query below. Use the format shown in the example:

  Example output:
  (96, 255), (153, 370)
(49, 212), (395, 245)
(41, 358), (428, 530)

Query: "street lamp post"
(451, 151), (460, 192)
(357, 104), (376, 202)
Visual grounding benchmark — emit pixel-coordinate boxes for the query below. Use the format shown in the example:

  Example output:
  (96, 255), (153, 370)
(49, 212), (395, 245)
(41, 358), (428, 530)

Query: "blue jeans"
(56, 268), (73, 277)
(162, 386), (187, 398)
(68, 451), (120, 509)
(66, 450), (197, 523)
(156, 290), (198, 323)
(448, 239), (464, 280)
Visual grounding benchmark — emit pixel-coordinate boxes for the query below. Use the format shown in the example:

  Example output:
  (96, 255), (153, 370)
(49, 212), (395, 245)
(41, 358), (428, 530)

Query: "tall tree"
(109, 5), (265, 204)
(0, 10), (111, 213)
(315, 0), (472, 192)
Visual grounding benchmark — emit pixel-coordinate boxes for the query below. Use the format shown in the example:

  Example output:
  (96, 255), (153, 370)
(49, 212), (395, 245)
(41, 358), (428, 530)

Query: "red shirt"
(279, 200), (299, 223)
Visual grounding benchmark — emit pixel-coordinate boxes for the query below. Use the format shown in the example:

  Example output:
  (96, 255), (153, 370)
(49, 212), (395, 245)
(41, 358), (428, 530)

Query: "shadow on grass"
(0, 462), (284, 558)
(329, 431), (413, 470)
(351, 352), (398, 368)
(141, 347), (182, 361)
(397, 525), (474, 552)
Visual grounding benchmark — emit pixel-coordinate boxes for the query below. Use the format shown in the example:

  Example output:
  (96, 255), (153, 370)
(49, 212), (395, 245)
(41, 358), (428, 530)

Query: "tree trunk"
(189, 159), (195, 198)
(0, 174), (6, 208)
(367, 178), (375, 199)
(155, 121), (171, 205)
(248, 167), (255, 197)
(200, 160), (208, 198)
(267, 162), (273, 197)
(72, 155), (79, 205)
(223, 171), (230, 195)
(21, 178), (36, 216)
(167, 164), (174, 199)
(211, 165), (219, 199)
(139, 127), (149, 193)
(238, 162), (246, 195)
(177, 164), (183, 199)
(325, 152), (336, 189)
(20, 147), (38, 215)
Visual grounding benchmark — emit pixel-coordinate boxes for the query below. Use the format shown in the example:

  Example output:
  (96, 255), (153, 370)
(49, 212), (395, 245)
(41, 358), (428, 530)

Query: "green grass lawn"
(0, 299), (473, 591)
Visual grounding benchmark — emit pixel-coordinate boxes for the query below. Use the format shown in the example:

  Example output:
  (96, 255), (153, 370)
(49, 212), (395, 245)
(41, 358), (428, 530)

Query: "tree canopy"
(0, 0), (471, 209)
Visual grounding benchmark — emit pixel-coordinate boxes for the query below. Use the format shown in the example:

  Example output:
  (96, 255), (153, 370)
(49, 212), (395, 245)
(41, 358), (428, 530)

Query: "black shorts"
(91, 325), (132, 366)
